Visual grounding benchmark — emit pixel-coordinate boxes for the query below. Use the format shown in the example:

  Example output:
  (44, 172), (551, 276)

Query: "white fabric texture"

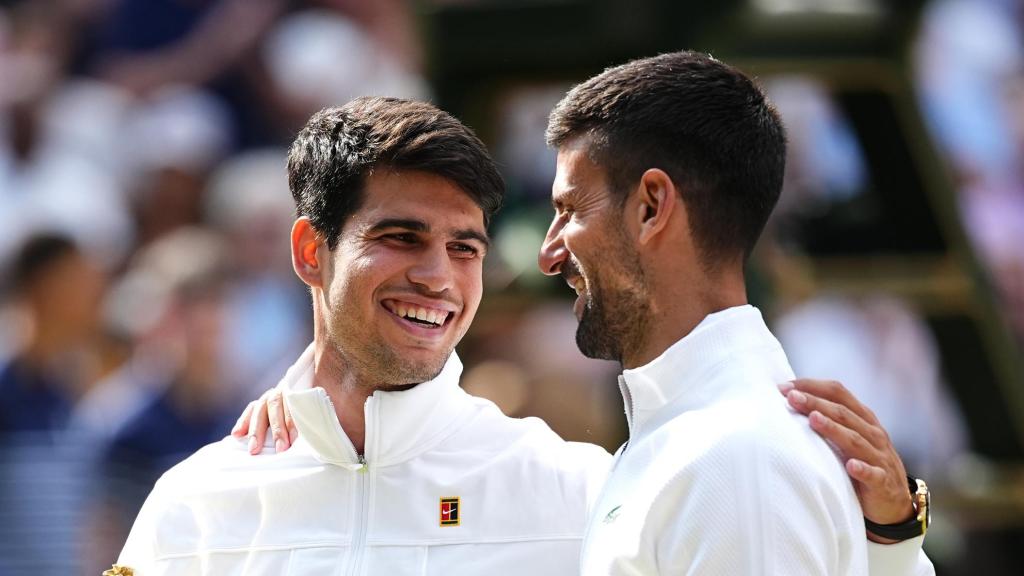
(581, 305), (874, 575)
(117, 333), (933, 575)
(116, 345), (611, 575)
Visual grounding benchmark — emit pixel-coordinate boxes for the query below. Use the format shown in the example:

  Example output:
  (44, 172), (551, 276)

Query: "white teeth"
(389, 302), (447, 326)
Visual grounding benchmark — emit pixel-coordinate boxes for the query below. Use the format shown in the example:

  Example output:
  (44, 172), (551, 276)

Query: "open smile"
(564, 274), (586, 296)
(562, 274), (588, 320)
(381, 299), (455, 331)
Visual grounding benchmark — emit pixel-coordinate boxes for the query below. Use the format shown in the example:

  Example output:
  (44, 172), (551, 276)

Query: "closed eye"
(552, 194), (576, 217)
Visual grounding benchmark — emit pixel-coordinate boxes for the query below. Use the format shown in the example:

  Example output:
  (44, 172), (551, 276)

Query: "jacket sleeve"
(868, 537), (935, 576)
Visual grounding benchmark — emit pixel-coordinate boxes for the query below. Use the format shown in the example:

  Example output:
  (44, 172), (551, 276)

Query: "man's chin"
(382, 349), (451, 386)
(575, 316), (619, 362)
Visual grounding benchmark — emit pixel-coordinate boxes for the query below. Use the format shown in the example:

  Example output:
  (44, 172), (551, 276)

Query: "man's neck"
(621, 274), (748, 370)
(311, 343), (375, 455)
(308, 295), (378, 455)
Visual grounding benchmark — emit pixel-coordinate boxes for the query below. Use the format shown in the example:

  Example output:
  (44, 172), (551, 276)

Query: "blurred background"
(0, 0), (1021, 573)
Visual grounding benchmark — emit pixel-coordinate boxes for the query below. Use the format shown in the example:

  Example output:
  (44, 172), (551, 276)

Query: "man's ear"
(291, 217), (324, 288)
(634, 168), (678, 246)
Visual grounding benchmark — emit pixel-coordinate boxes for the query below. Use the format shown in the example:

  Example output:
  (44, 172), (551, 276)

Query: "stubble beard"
(326, 312), (452, 390)
(574, 250), (651, 364)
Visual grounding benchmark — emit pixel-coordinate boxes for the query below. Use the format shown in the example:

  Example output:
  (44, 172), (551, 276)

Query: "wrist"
(864, 476), (930, 543)
(866, 497), (915, 543)
(866, 530), (904, 545)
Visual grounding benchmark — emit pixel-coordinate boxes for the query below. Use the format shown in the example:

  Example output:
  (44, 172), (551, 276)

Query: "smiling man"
(114, 98), (611, 575)
(537, 51), (930, 574)
(287, 166), (490, 456)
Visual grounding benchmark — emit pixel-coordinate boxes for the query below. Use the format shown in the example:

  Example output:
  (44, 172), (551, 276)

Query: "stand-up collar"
(618, 305), (791, 439)
(279, 344), (472, 469)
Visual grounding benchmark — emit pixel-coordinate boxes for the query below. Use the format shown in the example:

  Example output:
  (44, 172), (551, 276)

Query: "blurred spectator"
(915, 0), (1024, 342)
(89, 0), (283, 97)
(84, 228), (242, 573)
(493, 85), (568, 203)
(203, 149), (311, 398)
(261, 6), (429, 125)
(774, 295), (970, 479)
(0, 233), (105, 432)
(0, 2), (133, 269)
(763, 76), (868, 221)
(0, 233), (106, 576)
(82, 0), (427, 146)
(124, 85), (232, 246)
(915, 0), (1022, 184)
(761, 66), (973, 479)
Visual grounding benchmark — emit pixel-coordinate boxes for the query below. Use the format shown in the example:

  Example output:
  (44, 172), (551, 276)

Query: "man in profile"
(537, 50), (929, 573)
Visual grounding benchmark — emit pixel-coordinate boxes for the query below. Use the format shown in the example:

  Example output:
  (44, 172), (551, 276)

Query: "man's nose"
(408, 244), (454, 293)
(538, 216), (568, 276)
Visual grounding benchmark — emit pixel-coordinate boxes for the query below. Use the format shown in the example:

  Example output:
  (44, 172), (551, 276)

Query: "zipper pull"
(357, 454), (367, 472)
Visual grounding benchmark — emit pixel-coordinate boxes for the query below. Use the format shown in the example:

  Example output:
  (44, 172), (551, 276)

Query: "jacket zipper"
(347, 397), (374, 576)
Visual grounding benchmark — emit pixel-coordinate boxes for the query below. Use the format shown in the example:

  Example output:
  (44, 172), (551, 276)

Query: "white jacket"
(117, 339), (932, 575)
(116, 346), (611, 575)
(580, 306), (935, 576)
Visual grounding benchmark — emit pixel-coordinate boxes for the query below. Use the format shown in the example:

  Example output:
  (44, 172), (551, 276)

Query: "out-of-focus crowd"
(0, 1), (432, 573)
(0, 0), (1021, 574)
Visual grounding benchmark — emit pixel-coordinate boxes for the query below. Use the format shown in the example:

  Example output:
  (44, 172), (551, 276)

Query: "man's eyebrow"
(366, 218), (429, 234)
(551, 187), (577, 210)
(454, 228), (490, 249)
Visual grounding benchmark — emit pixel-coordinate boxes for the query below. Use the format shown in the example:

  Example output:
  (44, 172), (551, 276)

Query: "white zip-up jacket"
(116, 346), (611, 575)
(117, 339), (932, 575)
(580, 305), (935, 576)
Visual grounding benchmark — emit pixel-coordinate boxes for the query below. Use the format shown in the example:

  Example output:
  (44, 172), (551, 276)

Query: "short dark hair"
(7, 233), (78, 296)
(546, 51), (786, 265)
(287, 97), (505, 249)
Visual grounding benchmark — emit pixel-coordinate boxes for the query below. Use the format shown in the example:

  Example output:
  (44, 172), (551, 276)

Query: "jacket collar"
(618, 305), (792, 439)
(279, 344), (472, 469)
